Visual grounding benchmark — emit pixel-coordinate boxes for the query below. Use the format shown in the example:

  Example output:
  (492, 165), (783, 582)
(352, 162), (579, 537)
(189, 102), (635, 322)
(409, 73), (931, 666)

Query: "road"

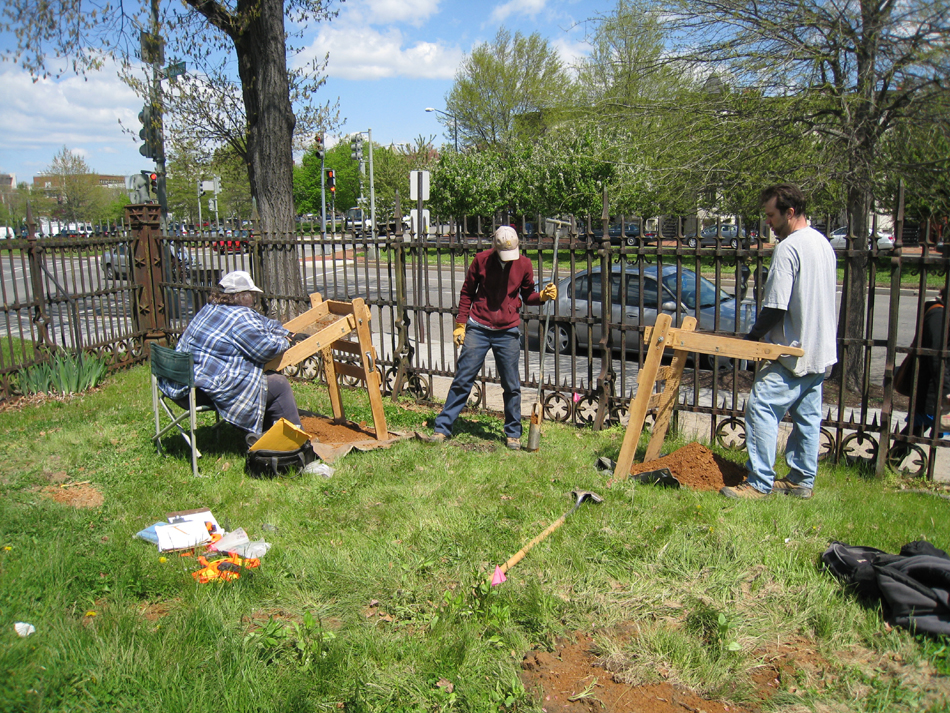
(0, 250), (926, 398)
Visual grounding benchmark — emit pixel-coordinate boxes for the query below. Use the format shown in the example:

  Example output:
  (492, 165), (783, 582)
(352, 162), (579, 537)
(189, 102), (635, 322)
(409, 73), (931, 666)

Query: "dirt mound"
(629, 442), (746, 491)
(299, 415), (378, 444)
(520, 632), (754, 713)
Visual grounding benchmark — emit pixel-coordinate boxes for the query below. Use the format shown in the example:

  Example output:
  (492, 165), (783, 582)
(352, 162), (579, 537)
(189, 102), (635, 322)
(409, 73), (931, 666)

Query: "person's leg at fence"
(434, 323), (492, 437)
(491, 326), (524, 441)
(780, 372), (826, 492)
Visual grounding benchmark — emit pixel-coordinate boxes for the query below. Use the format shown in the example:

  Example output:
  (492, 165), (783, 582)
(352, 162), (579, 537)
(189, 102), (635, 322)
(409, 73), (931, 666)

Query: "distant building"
(0, 174), (15, 191)
(32, 174), (125, 192)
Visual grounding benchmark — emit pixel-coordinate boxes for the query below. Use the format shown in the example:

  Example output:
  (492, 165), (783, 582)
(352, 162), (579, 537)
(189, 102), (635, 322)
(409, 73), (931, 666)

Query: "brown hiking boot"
(720, 482), (769, 499)
(421, 432), (448, 444)
(772, 477), (813, 499)
(506, 437), (522, 451)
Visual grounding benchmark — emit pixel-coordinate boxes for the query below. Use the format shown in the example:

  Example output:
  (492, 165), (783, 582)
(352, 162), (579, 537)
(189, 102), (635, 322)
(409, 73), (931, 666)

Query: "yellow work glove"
(453, 323), (466, 347)
(540, 283), (558, 302)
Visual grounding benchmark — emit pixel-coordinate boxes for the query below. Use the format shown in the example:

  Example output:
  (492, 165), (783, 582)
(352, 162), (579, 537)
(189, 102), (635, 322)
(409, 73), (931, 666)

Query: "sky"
(0, 0), (609, 185)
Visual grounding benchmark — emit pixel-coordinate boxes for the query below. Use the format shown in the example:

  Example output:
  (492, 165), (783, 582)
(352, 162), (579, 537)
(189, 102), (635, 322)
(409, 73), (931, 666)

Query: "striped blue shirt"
(159, 304), (290, 432)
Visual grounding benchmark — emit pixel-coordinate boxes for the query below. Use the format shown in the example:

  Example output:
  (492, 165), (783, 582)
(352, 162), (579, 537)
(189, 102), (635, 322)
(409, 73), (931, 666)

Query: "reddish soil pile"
(629, 442), (746, 491)
(520, 632), (755, 713)
(299, 415), (377, 444)
(40, 483), (104, 508)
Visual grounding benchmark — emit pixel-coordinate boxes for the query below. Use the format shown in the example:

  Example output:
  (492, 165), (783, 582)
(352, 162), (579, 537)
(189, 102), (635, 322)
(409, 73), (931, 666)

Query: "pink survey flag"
(491, 565), (507, 586)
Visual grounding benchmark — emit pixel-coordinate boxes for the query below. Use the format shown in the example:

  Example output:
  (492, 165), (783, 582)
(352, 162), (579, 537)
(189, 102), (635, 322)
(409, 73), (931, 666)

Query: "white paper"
(166, 508), (221, 534)
(155, 521), (212, 552)
(14, 622), (35, 637)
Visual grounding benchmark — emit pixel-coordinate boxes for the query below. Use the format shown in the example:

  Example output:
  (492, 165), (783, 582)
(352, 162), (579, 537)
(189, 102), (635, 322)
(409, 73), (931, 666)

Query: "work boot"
(506, 437), (522, 451)
(772, 477), (813, 499)
(422, 432), (447, 444)
(720, 482), (769, 499)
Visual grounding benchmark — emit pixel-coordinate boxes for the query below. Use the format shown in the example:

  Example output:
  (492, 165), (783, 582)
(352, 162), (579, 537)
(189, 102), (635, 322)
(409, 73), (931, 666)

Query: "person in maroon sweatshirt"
(429, 225), (557, 449)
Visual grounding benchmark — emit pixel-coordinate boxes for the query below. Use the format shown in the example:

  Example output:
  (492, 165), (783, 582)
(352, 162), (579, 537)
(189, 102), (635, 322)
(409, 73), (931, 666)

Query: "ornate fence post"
(125, 203), (165, 339)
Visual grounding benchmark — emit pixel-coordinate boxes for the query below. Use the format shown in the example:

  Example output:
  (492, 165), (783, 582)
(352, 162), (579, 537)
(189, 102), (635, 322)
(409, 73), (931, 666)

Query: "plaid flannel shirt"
(158, 304), (290, 432)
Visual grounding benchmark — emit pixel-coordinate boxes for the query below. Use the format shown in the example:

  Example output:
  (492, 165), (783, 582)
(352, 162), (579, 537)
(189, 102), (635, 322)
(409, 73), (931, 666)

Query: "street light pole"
(425, 107), (458, 152)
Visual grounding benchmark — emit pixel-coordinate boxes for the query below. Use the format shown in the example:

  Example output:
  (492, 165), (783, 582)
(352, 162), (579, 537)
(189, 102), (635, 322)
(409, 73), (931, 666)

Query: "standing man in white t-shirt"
(721, 184), (838, 499)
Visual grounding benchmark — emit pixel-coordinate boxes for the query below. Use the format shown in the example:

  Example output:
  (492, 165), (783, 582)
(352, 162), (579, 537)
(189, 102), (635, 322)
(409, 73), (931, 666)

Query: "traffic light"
(350, 135), (363, 162)
(198, 179), (205, 197)
(138, 105), (154, 159)
(125, 173), (150, 203)
(138, 103), (163, 160)
(326, 169), (336, 193)
(141, 170), (158, 197)
(315, 134), (325, 160)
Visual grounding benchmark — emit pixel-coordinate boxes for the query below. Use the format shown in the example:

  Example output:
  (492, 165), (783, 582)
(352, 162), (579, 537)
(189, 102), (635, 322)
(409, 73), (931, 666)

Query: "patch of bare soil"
(629, 442), (746, 491)
(522, 628), (950, 713)
(299, 414), (378, 444)
(39, 483), (103, 508)
(520, 632), (756, 713)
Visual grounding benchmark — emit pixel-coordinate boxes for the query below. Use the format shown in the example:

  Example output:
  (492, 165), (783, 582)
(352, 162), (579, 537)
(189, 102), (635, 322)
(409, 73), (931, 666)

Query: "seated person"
(158, 270), (301, 443)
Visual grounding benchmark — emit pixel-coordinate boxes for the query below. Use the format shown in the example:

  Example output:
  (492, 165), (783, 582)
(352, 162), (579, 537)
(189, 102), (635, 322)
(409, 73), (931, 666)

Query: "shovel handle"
(500, 513), (567, 574)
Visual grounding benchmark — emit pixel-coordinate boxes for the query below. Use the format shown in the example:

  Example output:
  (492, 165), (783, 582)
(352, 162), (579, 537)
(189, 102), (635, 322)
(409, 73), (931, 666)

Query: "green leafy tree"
(604, 0), (950, 389)
(445, 28), (571, 150)
(166, 137), (210, 224)
(39, 147), (122, 225)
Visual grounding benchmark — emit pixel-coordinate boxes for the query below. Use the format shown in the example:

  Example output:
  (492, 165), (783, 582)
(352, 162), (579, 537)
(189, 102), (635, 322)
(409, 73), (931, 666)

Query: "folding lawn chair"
(150, 344), (220, 477)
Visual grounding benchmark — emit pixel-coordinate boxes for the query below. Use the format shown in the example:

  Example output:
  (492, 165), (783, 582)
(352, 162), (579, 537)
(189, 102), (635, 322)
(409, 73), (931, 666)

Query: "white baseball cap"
(493, 226), (519, 261)
(219, 270), (263, 294)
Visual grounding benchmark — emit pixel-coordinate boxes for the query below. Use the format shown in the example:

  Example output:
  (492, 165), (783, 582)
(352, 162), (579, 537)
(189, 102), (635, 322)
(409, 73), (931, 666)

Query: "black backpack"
(821, 540), (950, 636)
(245, 441), (316, 477)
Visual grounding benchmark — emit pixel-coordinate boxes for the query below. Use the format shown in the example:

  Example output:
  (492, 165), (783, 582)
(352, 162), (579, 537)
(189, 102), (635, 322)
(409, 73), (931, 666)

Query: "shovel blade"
(632, 467), (680, 488)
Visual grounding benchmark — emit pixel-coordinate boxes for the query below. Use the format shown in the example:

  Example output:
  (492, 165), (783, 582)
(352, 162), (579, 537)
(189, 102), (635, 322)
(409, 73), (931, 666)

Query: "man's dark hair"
(209, 290), (256, 308)
(760, 184), (807, 217)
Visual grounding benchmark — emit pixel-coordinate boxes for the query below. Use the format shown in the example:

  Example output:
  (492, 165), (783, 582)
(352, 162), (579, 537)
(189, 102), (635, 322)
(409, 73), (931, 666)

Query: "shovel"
(491, 489), (602, 584)
(526, 233), (560, 452)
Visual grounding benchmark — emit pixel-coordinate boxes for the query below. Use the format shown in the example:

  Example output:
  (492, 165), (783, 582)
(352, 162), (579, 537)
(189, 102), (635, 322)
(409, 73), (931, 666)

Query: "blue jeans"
(434, 323), (523, 439)
(744, 361), (825, 494)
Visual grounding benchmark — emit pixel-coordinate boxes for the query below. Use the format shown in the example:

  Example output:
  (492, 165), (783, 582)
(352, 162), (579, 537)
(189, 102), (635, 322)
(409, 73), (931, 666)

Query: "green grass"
(2, 366), (950, 711)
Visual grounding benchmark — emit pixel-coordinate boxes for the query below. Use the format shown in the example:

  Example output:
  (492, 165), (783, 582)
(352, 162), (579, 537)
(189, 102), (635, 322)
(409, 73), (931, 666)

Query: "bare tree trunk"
(194, 0), (307, 321)
(833, 185), (871, 393)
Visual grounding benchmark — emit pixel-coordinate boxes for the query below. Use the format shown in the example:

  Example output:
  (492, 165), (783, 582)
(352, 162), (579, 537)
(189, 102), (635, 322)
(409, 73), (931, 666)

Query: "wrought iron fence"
(2, 199), (947, 480)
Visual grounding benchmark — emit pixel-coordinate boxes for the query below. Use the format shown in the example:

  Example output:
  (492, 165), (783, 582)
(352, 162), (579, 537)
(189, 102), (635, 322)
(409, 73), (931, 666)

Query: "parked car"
(101, 244), (200, 281)
(576, 221), (657, 246)
(828, 226), (895, 251)
(214, 229), (251, 254)
(682, 224), (747, 249)
(525, 264), (756, 361)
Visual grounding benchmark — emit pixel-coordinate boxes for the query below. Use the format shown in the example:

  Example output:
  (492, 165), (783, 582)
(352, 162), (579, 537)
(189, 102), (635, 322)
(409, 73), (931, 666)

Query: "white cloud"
(298, 26), (464, 80)
(489, 0), (548, 24)
(0, 62), (144, 177)
(552, 36), (591, 71)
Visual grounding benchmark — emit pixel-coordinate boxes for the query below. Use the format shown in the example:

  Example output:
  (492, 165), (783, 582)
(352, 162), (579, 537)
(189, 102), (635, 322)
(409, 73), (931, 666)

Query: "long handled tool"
(491, 489), (602, 585)
(526, 232), (560, 452)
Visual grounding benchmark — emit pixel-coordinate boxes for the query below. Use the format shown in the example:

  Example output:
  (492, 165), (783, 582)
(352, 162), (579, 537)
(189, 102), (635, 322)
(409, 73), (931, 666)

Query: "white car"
(828, 226), (895, 251)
